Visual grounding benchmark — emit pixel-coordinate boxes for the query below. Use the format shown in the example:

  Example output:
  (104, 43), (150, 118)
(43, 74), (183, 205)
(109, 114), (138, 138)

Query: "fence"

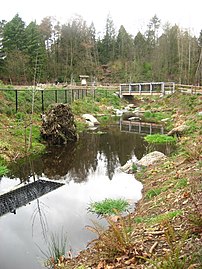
(0, 86), (119, 114)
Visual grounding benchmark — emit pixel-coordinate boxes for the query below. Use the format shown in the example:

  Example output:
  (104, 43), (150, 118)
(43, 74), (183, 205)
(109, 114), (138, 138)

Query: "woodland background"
(0, 14), (201, 85)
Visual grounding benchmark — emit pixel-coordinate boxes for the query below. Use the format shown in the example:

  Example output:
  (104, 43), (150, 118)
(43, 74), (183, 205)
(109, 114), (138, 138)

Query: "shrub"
(89, 198), (129, 216)
(144, 134), (176, 144)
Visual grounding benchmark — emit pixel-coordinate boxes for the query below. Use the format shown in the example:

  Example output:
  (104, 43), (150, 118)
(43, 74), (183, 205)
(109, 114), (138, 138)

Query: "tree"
(98, 14), (116, 64)
(145, 15), (161, 49)
(25, 21), (46, 83)
(2, 14), (26, 53)
(0, 20), (6, 77)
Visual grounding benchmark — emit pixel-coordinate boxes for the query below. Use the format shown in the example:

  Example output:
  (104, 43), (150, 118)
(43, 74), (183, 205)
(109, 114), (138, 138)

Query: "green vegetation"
(89, 198), (129, 216)
(144, 134), (176, 144)
(0, 164), (9, 176)
(88, 213), (134, 259)
(143, 111), (172, 123)
(43, 231), (68, 268)
(134, 210), (183, 224)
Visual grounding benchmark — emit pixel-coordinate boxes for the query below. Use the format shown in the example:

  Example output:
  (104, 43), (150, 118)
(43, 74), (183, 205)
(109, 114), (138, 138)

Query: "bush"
(144, 134), (176, 144)
(89, 198), (129, 216)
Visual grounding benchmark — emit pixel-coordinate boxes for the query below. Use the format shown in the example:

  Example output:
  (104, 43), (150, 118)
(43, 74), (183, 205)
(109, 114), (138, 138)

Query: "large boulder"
(137, 151), (166, 167)
(41, 104), (78, 145)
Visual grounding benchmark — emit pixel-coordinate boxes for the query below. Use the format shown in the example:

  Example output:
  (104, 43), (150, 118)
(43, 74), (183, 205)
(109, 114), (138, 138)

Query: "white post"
(139, 84), (141, 95)
(161, 82), (165, 95)
(150, 83), (152, 94)
(129, 83), (131, 95)
(119, 84), (122, 97)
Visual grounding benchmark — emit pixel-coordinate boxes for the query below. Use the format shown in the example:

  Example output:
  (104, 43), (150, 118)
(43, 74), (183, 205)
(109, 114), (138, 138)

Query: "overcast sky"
(0, 0), (201, 36)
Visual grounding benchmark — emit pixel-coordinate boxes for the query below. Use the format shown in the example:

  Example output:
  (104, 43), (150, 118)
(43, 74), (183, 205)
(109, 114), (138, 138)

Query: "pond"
(0, 122), (169, 269)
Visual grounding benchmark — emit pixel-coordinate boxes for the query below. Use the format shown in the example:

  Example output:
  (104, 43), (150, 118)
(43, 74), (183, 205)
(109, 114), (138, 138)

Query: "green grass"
(42, 230), (68, 268)
(143, 111), (172, 123)
(134, 210), (183, 224)
(89, 198), (129, 216)
(174, 178), (188, 189)
(0, 165), (9, 176)
(144, 134), (176, 144)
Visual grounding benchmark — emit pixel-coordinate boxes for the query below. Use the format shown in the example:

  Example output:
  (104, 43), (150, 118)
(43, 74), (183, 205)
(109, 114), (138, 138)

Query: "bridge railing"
(120, 82), (202, 96)
(175, 84), (202, 94)
(119, 82), (175, 96)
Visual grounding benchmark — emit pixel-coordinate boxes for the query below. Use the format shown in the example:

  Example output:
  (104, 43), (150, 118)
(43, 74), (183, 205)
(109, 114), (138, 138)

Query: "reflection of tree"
(31, 199), (49, 242)
(7, 126), (148, 183)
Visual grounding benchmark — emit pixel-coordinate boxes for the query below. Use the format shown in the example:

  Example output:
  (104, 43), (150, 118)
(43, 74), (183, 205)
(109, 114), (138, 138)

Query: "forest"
(0, 13), (201, 85)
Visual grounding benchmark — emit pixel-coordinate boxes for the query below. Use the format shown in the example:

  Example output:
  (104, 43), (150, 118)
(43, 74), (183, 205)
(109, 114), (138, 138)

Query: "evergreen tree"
(25, 21), (46, 83)
(2, 14), (26, 52)
(98, 14), (116, 64)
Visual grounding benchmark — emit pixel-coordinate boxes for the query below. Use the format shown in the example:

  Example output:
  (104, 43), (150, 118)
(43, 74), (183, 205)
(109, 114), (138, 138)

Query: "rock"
(120, 156), (139, 174)
(161, 118), (170, 122)
(137, 151), (166, 167)
(120, 161), (133, 173)
(125, 104), (136, 110)
(198, 111), (202, 116)
(82, 114), (100, 126)
(167, 124), (188, 136)
(41, 103), (78, 145)
(128, 116), (141, 121)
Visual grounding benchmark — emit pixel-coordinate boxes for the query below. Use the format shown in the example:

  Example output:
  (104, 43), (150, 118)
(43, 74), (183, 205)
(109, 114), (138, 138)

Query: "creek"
(0, 122), (169, 269)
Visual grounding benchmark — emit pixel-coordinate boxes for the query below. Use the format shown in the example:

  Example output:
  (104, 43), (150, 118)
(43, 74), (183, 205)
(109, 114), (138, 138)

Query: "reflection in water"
(120, 120), (165, 134)
(0, 179), (63, 217)
(0, 125), (147, 269)
(7, 125), (147, 182)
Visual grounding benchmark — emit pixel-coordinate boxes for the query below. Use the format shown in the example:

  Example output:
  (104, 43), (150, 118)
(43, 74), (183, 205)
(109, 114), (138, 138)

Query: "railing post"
(150, 83), (152, 95)
(139, 84), (141, 95)
(71, 89), (74, 102)
(55, 90), (58, 103)
(119, 84), (122, 97)
(161, 82), (165, 95)
(65, 89), (67, 103)
(41, 90), (44, 113)
(129, 83), (131, 95)
(172, 82), (175, 93)
(15, 89), (18, 113)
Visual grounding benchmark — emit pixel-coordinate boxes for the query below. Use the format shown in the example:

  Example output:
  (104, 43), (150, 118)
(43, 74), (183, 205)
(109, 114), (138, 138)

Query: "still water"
(0, 124), (149, 269)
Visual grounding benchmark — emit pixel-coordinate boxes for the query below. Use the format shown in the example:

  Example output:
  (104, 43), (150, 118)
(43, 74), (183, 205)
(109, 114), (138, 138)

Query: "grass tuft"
(89, 198), (129, 216)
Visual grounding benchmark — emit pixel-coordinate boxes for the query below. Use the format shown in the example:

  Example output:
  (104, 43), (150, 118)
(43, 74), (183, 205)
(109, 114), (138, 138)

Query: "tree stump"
(41, 104), (78, 145)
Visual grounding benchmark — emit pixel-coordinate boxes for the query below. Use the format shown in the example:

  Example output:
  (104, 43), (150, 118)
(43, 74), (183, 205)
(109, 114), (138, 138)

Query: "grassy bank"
(51, 93), (202, 269)
(0, 85), (125, 174)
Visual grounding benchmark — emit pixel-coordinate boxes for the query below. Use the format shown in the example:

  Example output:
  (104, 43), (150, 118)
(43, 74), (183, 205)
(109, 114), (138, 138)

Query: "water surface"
(0, 125), (147, 269)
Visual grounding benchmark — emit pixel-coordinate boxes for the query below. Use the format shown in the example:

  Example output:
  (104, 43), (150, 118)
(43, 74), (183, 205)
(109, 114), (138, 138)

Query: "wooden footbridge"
(119, 82), (202, 96)
(119, 82), (175, 97)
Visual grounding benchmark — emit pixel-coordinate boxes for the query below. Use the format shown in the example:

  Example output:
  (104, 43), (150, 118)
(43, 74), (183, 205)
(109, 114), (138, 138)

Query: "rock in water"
(41, 104), (78, 145)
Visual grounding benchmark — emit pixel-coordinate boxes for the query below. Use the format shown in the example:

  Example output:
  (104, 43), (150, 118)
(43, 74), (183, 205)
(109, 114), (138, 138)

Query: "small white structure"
(79, 75), (89, 86)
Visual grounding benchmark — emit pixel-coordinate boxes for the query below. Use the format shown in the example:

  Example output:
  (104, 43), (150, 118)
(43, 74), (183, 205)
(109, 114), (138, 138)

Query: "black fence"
(0, 87), (96, 113)
(0, 86), (118, 114)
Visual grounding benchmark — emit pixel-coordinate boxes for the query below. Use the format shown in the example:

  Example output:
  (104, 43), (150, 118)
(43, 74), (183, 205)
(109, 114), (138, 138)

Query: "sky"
(0, 0), (201, 37)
